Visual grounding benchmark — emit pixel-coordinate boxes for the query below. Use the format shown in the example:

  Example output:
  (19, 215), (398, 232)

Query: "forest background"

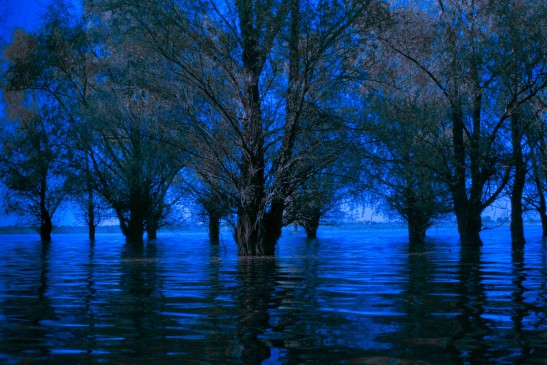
(0, 0), (545, 255)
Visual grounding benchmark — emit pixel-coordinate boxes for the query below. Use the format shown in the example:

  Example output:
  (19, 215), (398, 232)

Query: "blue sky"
(0, 0), (43, 43)
(0, 0), (82, 44)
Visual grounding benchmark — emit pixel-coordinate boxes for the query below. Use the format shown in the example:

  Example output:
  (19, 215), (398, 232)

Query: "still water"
(0, 226), (546, 364)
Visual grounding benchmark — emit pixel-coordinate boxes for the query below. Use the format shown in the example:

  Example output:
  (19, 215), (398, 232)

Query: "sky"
(0, 0), (43, 43)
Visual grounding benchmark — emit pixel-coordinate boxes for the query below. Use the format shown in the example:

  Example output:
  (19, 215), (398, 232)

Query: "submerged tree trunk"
(146, 219), (158, 240)
(407, 214), (428, 243)
(208, 210), (221, 245)
(40, 214), (53, 241)
(510, 113), (526, 245)
(536, 185), (547, 237)
(532, 157), (547, 237)
(454, 198), (483, 246)
(122, 217), (145, 244)
(234, 18), (272, 255)
(39, 181), (53, 241)
(451, 102), (484, 247)
(303, 216), (320, 239)
(87, 188), (96, 241)
(541, 213), (547, 238)
(117, 189), (147, 244)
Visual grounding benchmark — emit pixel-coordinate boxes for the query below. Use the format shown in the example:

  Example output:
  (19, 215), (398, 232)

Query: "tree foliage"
(0, 0), (545, 251)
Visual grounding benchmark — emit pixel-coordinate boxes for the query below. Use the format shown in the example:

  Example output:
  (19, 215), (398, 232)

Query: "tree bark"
(146, 219), (158, 240)
(208, 210), (221, 245)
(234, 2), (269, 256)
(407, 214), (428, 242)
(541, 213), (547, 238)
(303, 215), (320, 239)
(532, 153), (547, 237)
(39, 178), (53, 241)
(87, 189), (96, 241)
(122, 217), (145, 245)
(510, 113), (526, 244)
(118, 189), (147, 244)
(40, 215), (53, 241)
(451, 101), (484, 246)
(536, 179), (547, 237)
(455, 205), (483, 246)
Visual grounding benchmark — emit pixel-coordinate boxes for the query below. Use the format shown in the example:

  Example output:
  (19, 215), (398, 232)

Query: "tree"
(1, 1), (105, 239)
(524, 105), (547, 236)
(383, 0), (546, 246)
(94, 0), (379, 255)
(0, 89), (70, 240)
(361, 93), (453, 242)
(494, 0), (547, 245)
(86, 85), (183, 243)
(284, 169), (350, 239)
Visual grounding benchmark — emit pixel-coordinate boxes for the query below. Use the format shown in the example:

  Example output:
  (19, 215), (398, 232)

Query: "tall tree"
(94, 0), (379, 255)
(495, 0), (547, 245)
(383, 0), (546, 246)
(524, 104), (547, 236)
(1, 1), (105, 239)
(362, 94), (453, 242)
(0, 88), (70, 240)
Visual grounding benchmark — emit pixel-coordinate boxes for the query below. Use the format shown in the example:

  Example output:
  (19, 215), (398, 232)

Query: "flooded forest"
(0, 0), (546, 363)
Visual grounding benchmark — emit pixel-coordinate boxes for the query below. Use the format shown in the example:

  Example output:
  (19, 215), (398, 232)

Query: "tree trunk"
(40, 215), (53, 241)
(510, 113), (526, 244)
(122, 217), (145, 244)
(451, 103), (483, 246)
(118, 197), (146, 244)
(39, 186), (52, 241)
(302, 211), (321, 238)
(86, 158), (96, 241)
(235, 67), (269, 254)
(533, 163), (547, 237)
(146, 219), (158, 240)
(87, 190), (96, 241)
(453, 192), (483, 246)
(88, 220), (96, 241)
(235, 201), (282, 256)
(407, 214), (428, 242)
(456, 212), (483, 246)
(510, 179), (526, 245)
(235, 158), (269, 254)
(541, 213), (547, 238)
(208, 210), (221, 245)
(303, 216), (320, 239)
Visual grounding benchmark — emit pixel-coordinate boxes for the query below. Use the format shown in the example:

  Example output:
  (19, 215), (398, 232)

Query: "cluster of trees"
(0, 0), (545, 255)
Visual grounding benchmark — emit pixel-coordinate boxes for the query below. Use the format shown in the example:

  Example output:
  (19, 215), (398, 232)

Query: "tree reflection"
(236, 258), (278, 364)
(116, 243), (166, 359)
(0, 240), (55, 360)
(454, 246), (489, 364)
(83, 241), (96, 351)
(392, 240), (461, 364)
(511, 245), (532, 362)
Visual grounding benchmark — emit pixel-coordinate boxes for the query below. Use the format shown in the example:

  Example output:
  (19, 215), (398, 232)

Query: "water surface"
(0, 226), (546, 364)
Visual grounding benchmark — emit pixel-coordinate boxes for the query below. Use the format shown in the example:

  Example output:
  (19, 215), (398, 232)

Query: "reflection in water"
(115, 243), (166, 361)
(0, 240), (64, 364)
(454, 246), (488, 365)
(511, 245), (530, 362)
(236, 258), (277, 364)
(83, 241), (96, 353)
(398, 241), (460, 364)
(0, 227), (546, 364)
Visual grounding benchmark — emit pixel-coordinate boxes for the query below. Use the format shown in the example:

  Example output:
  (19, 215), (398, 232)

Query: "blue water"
(0, 225), (546, 364)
